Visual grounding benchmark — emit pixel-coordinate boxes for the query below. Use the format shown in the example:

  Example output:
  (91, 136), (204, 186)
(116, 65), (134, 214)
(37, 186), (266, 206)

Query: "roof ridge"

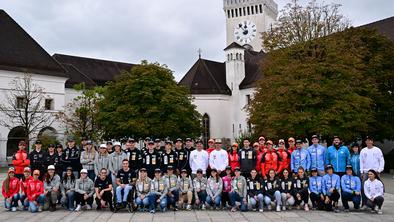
(53, 53), (135, 66)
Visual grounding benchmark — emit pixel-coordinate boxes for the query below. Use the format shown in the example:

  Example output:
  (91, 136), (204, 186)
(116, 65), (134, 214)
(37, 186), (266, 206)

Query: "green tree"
(262, 0), (350, 51)
(249, 28), (394, 142)
(98, 61), (201, 140)
(56, 83), (104, 142)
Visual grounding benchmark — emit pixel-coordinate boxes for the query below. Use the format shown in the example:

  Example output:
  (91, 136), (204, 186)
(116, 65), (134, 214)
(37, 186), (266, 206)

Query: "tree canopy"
(98, 61), (201, 140)
(249, 28), (394, 142)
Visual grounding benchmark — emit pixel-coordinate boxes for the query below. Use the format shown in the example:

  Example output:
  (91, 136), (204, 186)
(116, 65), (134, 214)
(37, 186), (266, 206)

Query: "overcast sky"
(1, 0), (393, 81)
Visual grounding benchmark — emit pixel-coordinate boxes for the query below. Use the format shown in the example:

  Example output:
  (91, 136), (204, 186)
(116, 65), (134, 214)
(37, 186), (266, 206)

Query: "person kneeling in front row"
(364, 169), (384, 214)
(341, 165), (361, 212)
(26, 170), (45, 213)
(2, 167), (20, 212)
(135, 168), (151, 211)
(229, 167), (247, 212)
(74, 169), (95, 211)
(94, 168), (114, 211)
(149, 168), (168, 213)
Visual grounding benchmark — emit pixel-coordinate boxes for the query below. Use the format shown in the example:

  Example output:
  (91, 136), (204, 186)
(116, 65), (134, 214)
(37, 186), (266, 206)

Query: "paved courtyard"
(0, 172), (393, 222)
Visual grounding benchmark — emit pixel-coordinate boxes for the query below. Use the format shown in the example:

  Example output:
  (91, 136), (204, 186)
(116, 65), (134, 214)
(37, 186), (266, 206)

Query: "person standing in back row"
(238, 138), (257, 178)
(360, 136), (385, 208)
(209, 139), (228, 177)
(325, 136), (350, 177)
(62, 137), (81, 178)
(308, 135), (326, 176)
(29, 140), (47, 178)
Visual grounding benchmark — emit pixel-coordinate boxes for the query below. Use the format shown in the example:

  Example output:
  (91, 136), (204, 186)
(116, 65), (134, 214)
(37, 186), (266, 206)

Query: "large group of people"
(2, 135), (386, 215)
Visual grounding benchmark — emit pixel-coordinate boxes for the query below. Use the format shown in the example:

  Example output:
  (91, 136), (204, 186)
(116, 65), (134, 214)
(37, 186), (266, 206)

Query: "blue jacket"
(309, 176), (323, 194)
(307, 144), (326, 171)
(340, 174), (361, 194)
(291, 148), (311, 172)
(322, 173), (340, 195)
(325, 145), (350, 173)
(350, 154), (360, 177)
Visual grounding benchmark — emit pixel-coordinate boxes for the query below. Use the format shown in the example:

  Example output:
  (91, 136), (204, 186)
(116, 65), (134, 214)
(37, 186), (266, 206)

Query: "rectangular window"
(45, 98), (54, 110)
(232, 124), (235, 133)
(246, 94), (251, 105)
(247, 7), (250, 15)
(255, 5), (259, 14)
(16, 97), (26, 109)
(259, 4), (263, 13)
(239, 8), (242, 16)
(243, 7), (246, 16)
(235, 8), (238, 17)
(231, 9), (234, 18)
(251, 6), (254, 14)
(227, 10), (231, 18)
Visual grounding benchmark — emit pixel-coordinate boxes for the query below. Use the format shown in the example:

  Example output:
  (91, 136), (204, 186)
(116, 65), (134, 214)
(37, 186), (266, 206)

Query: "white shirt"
(189, 149), (209, 174)
(364, 178), (384, 199)
(209, 149), (229, 171)
(360, 146), (385, 173)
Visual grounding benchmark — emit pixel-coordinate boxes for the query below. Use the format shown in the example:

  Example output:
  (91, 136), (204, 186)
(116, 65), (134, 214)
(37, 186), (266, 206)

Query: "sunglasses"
(33, 174), (40, 176)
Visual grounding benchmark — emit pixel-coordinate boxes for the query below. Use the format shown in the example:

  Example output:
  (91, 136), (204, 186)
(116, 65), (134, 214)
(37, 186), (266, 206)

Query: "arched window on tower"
(239, 8), (242, 16)
(227, 54), (230, 61)
(202, 113), (210, 148)
(243, 7), (246, 15)
(255, 5), (259, 14)
(251, 5), (254, 14)
(259, 4), (263, 13)
(227, 10), (231, 18)
(236, 53), (239, 60)
(247, 7), (250, 15)
(231, 9), (234, 18)
(230, 53), (233, 60)
(235, 8), (238, 17)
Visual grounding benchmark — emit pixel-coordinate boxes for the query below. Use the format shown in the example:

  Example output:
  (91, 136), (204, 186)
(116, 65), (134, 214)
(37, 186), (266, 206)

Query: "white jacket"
(209, 149), (229, 171)
(189, 149), (209, 174)
(360, 146), (385, 173)
(364, 179), (384, 199)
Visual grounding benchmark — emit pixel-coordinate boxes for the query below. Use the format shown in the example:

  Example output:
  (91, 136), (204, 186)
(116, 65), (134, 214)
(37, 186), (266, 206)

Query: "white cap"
(113, 142), (121, 147)
(80, 169), (88, 174)
(47, 165), (55, 170)
(99, 144), (106, 148)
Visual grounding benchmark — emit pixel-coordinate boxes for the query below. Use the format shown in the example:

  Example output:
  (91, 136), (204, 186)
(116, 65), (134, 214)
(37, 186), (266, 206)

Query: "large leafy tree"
(249, 28), (394, 142)
(98, 61), (201, 140)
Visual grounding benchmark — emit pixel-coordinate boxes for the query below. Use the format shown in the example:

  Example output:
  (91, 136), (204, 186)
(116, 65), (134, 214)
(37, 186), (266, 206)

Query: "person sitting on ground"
(229, 167), (247, 212)
(74, 169), (95, 211)
(26, 170), (45, 213)
(206, 168), (223, 210)
(164, 166), (179, 211)
(178, 169), (193, 210)
(43, 165), (61, 212)
(364, 169), (384, 214)
(246, 169), (264, 212)
(292, 167), (310, 211)
(263, 169), (282, 212)
(61, 167), (76, 211)
(193, 169), (208, 210)
(2, 167), (20, 212)
(19, 167), (33, 210)
(148, 168), (168, 213)
(135, 168), (151, 211)
(279, 168), (295, 211)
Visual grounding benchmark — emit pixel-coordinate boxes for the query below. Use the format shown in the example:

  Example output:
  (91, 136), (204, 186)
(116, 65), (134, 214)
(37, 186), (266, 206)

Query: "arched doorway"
(202, 113), (210, 147)
(7, 126), (27, 157)
(37, 127), (58, 150)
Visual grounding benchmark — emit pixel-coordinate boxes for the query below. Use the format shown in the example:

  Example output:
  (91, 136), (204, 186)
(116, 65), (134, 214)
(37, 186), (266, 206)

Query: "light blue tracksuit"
(308, 144), (326, 172)
(290, 148), (311, 173)
(322, 174), (340, 196)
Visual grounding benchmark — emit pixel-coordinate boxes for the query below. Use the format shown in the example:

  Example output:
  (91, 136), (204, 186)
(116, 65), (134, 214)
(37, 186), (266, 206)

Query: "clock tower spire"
(223, 0), (278, 51)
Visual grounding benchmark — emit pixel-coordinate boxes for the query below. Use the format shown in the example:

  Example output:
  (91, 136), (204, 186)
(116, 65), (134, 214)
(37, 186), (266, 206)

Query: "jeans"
(29, 194), (45, 213)
(135, 196), (150, 207)
(61, 191), (75, 210)
(46, 190), (60, 205)
(179, 191), (193, 205)
(229, 192), (247, 211)
(281, 193), (295, 207)
(248, 194), (264, 210)
(4, 194), (19, 209)
(206, 195), (222, 207)
(116, 184), (133, 203)
(366, 196), (384, 210)
(196, 190), (207, 204)
(167, 190), (179, 207)
(341, 192), (361, 209)
(19, 194), (29, 209)
(148, 194), (167, 211)
(87, 170), (96, 182)
(96, 191), (113, 209)
(264, 191), (281, 207)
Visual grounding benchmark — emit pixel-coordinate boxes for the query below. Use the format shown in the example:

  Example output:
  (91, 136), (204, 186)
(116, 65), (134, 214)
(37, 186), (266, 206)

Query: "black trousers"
(310, 192), (324, 210)
(96, 191), (113, 208)
(221, 192), (230, 207)
(293, 189), (309, 206)
(75, 193), (94, 206)
(366, 196), (384, 210)
(325, 190), (340, 211)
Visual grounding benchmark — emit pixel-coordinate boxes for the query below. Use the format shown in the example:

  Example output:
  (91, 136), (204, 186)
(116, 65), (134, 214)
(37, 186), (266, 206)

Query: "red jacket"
(207, 147), (215, 155)
(26, 179), (44, 201)
(2, 177), (20, 198)
(277, 148), (291, 173)
(287, 146), (296, 154)
(260, 150), (280, 177)
(21, 176), (34, 194)
(228, 150), (240, 171)
(12, 150), (30, 174)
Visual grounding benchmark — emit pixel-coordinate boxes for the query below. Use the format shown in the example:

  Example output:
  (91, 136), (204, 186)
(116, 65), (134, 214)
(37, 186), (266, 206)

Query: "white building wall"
(0, 70), (68, 161)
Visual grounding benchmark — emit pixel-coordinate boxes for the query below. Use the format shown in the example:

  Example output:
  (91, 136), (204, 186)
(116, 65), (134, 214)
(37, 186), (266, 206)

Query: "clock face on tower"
(234, 20), (257, 44)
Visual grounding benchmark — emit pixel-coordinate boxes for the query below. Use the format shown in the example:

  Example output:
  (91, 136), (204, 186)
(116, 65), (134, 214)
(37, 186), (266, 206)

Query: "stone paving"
(0, 172), (393, 222)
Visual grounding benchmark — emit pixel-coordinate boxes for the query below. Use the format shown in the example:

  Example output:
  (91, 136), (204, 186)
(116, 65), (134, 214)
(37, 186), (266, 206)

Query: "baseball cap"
(165, 140), (173, 145)
(24, 167), (31, 172)
(278, 139), (285, 144)
(140, 168), (147, 172)
(113, 142), (121, 147)
(56, 144), (63, 149)
(148, 140), (154, 145)
(258, 136), (265, 141)
(310, 168), (318, 172)
(252, 142), (259, 147)
(176, 138), (183, 142)
(195, 139), (203, 144)
(154, 168), (161, 173)
(86, 140), (93, 145)
(35, 140), (42, 144)
(106, 141), (113, 145)
(208, 139), (215, 143)
(145, 137), (151, 141)
(214, 138), (222, 144)
(296, 139), (303, 144)
(80, 169), (88, 174)
(167, 166), (174, 170)
(196, 169), (203, 174)
(311, 135), (318, 139)
(185, 138), (192, 142)
(155, 139), (161, 143)
(8, 167), (15, 174)
(325, 164), (334, 170)
(66, 167), (73, 171)
(128, 138), (135, 143)
(181, 169), (188, 173)
(99, 144), (106, 149)
(47, 165), (55, 170)
(232, 143), (238, 147)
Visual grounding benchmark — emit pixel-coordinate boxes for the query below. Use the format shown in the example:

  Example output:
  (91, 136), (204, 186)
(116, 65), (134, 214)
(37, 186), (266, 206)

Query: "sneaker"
(11, 207), (17, 212)
(231, 207), (237, 212)
(267, 205), (272, 211)
(276, 206), (281, 212)
(374, 206), (379, 212)
(259, 208), (264, 212)
(344, 209), (349, 213)
(360, 205), (367, 211)
(334, 208), (340, 213)
(186, 204), (192, 211)
(201, 204), (206, 210)
(282, 206), (286, 211)
(38, 206), (43, 212)
(173, 206), (178, 211)
(150, 209), (155, 214)
(377, 209), (383, 215)
(304, 204), (309, 211)
(296, 205), (301, 210)
(75, 205), (82, 212)
(86, 205), (92, 210)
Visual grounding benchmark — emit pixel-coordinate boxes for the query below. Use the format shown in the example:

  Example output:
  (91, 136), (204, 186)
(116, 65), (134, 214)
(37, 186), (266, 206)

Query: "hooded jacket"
(207, 176), (223, 198)
(12, 149), (30, 174)
(26, 179), (44, 201)
(325, 145), (350, 173)
(2, 177), (20, 198)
